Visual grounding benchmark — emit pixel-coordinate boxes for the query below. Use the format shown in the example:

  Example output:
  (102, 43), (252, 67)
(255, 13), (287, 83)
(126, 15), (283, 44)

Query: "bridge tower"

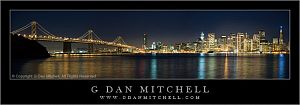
(113, 36), (127, 53)
(87, 30), (94, 53)
(31, 21), (37, 39)
(78, 29), (102, 54)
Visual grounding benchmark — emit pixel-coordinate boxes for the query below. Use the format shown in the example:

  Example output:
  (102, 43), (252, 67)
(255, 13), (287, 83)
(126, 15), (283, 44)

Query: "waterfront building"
(186, 42), (193, 50)
(259, 29), (266, 42)
(197, 32), (205, 51)
(207, 33), (215, 51)
(272, 38), (279, 51)
(180, 43), (188, 51)
(161, 44), (168, 53)
(220, 35), (227, 51)
(156, 42), (162, 50)
(151, 42), (156, 50)
(168, 45), (175, 52)
(237, 32), (245, 53)
(228, 33), (237, 52)
(252, 33), (260, 52)
(259, 40), (271, 53)
(192, 42), (198, 52)
(243, 35), (252, 52)
(250, 39), (254, 52)
(174, 43), (181, 51)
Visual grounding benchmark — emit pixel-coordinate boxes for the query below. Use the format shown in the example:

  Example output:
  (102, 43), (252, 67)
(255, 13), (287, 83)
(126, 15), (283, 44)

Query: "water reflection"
(224, 56), (229, 79)
(150, 57), (157, 79)
(207, 57), (216, 79)
(12, 54), (289, 79)
(137, 59), (146, 78)
(232, 57), (237, 78)
(278, 54), (285, 78)
(198, 57), (205, 79)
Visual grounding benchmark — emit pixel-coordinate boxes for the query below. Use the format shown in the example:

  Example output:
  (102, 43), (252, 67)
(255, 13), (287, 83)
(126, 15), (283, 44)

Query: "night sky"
(11, 11), (289, 47)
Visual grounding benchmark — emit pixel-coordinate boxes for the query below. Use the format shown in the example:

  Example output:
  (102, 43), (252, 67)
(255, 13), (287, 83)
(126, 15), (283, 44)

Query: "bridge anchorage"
(11, 21), (140, 54)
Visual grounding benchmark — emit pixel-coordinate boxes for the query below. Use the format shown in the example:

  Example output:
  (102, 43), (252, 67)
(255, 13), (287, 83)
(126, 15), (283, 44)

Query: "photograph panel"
(10, 10), (290, 80)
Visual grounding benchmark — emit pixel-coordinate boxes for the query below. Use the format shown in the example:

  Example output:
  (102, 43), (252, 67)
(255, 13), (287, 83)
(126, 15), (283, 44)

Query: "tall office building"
(200, 32), (205, 42)
(237, 32), (245, 53)
(143, 33), (148, 49)
(273, 38), (279, 51)
(193, 42), (198, 51)
(197, 32), (205, 51)
(258, 29), (269, 52)
(175, 43), (181, 51)
(227, 33), (236, 52)
(220, 35), (227, 51)
(151, 42), (156, 50)
(243, 34), (251, 52)
(258, 29), (266, 42)
(207, 33), (215, 50)
(279, 26), (284, 51)
(156, 42), (162, 50)
(252, 33), (260, 52)
(248, 40), (253, 52)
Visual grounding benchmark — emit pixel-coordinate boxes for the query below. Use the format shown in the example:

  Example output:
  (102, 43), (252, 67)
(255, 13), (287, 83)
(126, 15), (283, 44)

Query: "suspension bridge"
(11, 21), (140, 53)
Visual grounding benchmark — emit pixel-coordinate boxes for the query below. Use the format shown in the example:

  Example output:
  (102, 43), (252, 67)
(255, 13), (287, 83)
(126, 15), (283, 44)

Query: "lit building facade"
(252, 33), (260, 52)
(279, 26), (284, 51)
(272, 38), (279, 51)
(228, 33), (236, 52)
(220, 35), (227, 51)
(197, 32), (205, 51)
(151, 42), (156, 50)
(207, 33), (215, 51)
(143, 33), (148, 49)
(237, 32), (245, 53)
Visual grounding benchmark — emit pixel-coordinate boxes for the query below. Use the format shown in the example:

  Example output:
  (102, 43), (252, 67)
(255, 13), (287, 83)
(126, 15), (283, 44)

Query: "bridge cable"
(11, 23), (32, 34)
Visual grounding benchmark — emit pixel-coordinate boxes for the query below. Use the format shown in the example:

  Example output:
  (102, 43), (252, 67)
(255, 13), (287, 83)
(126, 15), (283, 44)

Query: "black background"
(1, 1), (299, 104)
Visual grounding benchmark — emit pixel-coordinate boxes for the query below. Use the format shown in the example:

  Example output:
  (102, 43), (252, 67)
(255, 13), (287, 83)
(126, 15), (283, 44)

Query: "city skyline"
(11, 11), (289, 47)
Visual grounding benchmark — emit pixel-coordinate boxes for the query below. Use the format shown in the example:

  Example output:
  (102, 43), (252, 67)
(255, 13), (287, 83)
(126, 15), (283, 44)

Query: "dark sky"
(11, 11), (289, 47)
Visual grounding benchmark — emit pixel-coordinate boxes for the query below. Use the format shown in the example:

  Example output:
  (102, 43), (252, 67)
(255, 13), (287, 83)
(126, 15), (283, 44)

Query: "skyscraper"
(258, 29), (268, 52)
(237, 32), (245, 53)
(273, 38), (279, 51)
(279, 26), (284, 51)
(156, 42), (163, 50)
(258, 29), (266, 42)
(243, 33), (251, 52)
(252, 33), (260, 52)
(200, 32), (205, 42)
(151, 42), (156, 50)
(208, 33), (215, 51)
(197, 32), (205, 51)
(227, 33), (236, 52)
(220, 35), (227, 51)
(143, 33), (148, 49)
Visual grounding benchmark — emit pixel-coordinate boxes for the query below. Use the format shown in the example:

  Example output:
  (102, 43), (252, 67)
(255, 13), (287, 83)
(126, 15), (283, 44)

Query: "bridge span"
(11, 21), (141, 53)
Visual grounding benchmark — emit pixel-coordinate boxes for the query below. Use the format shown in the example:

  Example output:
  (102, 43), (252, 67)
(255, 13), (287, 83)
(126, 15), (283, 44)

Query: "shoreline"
(50, 52), (289, 57)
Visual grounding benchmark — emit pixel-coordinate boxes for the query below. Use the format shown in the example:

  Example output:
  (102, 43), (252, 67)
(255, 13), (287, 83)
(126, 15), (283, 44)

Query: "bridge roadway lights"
(88, 44), (94, 53)
(63, 42), (72, 53)
(117, 47), (123, 53)
(128, 48), (133, 53)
